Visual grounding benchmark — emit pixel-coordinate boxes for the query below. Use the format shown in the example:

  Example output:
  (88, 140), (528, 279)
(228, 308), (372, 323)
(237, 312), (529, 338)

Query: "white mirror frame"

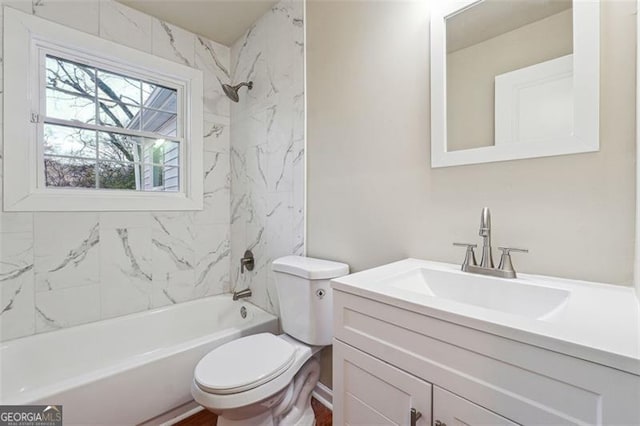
(635, 0), (640, 302)
(430, 0), (600, 168)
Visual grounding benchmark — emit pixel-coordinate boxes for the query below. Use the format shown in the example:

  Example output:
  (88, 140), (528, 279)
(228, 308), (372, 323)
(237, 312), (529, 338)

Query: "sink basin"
(378, 268), (570, 320)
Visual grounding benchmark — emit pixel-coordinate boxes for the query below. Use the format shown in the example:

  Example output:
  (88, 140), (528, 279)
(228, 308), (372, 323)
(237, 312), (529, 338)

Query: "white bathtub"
(0, 295), (278, 425)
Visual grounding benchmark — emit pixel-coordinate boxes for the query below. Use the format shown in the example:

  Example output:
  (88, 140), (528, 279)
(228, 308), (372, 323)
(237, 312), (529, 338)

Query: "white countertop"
(331, 258), (640, 376)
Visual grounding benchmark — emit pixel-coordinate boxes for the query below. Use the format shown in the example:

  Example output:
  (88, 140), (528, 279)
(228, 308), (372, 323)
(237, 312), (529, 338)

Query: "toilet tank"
(272, 256), (349, 346)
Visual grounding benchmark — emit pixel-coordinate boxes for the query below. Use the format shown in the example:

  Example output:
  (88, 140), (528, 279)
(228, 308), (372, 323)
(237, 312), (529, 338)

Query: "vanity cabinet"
(333, 340), (431, 425)
(332, 289), (640, 425)
(433, 387), (517, 426)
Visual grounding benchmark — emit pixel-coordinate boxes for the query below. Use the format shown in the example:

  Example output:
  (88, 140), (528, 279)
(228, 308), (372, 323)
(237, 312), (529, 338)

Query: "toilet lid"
(194, 333), (296, 395)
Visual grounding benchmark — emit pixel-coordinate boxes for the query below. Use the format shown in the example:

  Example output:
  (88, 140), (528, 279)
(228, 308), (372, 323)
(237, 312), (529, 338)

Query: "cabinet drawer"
(433, 386), (518, 426)
(333, 340), (431, 425)
(334, 290), (640, 425)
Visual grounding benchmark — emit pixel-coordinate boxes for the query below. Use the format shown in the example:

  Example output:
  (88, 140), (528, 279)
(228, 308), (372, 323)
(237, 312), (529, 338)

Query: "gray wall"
(306, 0), (636, 387)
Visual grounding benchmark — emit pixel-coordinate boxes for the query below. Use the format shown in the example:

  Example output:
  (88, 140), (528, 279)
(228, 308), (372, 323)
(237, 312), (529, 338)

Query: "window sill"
(3, 189), (203, 212)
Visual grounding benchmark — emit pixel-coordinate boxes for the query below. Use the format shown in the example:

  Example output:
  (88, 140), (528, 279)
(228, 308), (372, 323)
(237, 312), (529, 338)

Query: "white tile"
(245, 144), (269, 196)
(99, 0), (152, 53)
(151, 213), (195, 306)
(195, 36), (231, 118)
(229, 222), (247, 291)
(266, 191), (294, 259)
(235, 109), (269, 150)
(228, 0), (305, 316)
(0, 212), (33, 234)
(204, 112), (230, 126)
(152, 19), (195, 66)
(33, 0), (100, 35)
(192, 152), (230, 226)
(193, 224), (230, 296)
(0, 232), (35, 341)
(204, 120), (230, 153)
(265, 268), (281, 315)
(292, 91), (305, 143)
(34, 213), (100, 292)
(100, 227), (152, 319)
(267, 134), (294, 193)
(292, 140), (305, 256)
(35, 284), (100, 333)
(99, 212), (151, 230)
(265, 5), (296, 95)
(151, 268), (195, 308)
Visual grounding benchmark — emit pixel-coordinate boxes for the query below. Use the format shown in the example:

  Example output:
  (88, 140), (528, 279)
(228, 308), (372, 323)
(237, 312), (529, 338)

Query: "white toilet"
(191, 255), (349, 426)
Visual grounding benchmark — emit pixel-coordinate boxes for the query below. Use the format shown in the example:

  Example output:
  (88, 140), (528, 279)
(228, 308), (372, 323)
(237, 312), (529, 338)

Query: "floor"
(175, 398), (332, 426)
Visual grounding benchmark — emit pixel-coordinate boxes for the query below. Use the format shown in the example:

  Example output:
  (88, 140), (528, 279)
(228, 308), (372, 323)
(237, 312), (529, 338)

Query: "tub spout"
(233, 288), (252, 301)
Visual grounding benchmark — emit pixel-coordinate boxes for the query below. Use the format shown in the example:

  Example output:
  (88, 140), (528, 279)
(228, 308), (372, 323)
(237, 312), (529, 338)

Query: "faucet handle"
(453, 242), (477, 248)
(453, 243), (477, 268)
(240, 250), (255, 274)
(497, 247), (528, 273)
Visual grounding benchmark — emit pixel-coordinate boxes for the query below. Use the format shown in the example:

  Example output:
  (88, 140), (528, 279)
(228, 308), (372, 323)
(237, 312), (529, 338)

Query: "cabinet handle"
(434, 421), (447, 426)
(410, 408), (422, 426)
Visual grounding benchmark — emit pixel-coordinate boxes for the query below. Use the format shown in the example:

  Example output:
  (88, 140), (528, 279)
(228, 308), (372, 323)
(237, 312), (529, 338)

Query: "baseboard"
(138, 400), (203, 426)
(312, 382), (333, 411)
(145, 384), (331, 425)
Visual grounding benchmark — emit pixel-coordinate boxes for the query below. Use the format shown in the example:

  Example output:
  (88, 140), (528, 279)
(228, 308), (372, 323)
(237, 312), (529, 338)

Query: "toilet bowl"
(191, 256), (349, 426)
(192, 334), (321, 426)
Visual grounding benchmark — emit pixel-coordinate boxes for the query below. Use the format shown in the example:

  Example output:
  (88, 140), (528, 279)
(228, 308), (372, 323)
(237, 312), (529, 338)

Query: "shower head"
(222, 81), (253, 102)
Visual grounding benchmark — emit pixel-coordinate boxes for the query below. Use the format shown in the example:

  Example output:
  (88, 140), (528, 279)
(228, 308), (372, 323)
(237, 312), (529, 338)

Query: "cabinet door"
(433, 386), (519, 426)
(334, 340), (431, 425)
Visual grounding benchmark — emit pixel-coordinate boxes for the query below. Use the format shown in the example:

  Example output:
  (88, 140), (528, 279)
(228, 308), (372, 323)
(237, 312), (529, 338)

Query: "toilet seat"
(192, 334), (319, 412)
(194, 333), (296, 395)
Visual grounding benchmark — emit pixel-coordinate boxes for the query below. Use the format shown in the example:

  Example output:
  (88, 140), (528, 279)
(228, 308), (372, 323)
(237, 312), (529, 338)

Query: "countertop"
(331, 258), (640, 376)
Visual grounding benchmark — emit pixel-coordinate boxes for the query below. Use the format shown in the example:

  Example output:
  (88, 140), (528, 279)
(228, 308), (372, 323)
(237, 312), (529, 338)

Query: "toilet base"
(212, 357), (320, 426)
(216, 406), (315, 426)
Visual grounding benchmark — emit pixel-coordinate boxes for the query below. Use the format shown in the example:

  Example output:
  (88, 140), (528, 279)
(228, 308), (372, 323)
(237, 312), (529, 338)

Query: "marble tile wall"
(0, 0), (232, 341)
(229, 0), (305, 316)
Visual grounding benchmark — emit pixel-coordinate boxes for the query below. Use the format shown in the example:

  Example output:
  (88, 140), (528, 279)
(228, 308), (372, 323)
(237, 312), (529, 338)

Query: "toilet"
(191, 255), (349, 426)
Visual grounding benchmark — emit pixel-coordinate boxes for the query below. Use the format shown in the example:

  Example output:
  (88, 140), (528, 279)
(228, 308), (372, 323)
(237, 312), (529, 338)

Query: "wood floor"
(175, 398), (332, 426)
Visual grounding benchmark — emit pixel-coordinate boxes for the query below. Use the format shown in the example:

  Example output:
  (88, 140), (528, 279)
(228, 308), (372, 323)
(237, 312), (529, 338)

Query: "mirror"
(430, 0), (600, 168)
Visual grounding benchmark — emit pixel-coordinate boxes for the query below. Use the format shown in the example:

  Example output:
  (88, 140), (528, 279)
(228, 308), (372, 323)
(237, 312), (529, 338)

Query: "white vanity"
(331, 259), (640, 425)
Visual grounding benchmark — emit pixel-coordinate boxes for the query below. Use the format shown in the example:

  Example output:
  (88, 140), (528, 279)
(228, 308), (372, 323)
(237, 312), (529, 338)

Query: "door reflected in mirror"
(430, 0), (599, 168)
(446, 0), (573, 151)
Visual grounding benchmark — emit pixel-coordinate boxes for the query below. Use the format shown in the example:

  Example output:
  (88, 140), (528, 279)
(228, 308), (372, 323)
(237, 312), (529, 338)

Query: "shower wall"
(229, 0), (305, 316)
(0, 0), (232, 341)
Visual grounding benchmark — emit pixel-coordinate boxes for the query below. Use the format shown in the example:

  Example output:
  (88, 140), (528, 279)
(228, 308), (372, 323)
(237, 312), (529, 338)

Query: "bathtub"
(0, 295), (278, 425)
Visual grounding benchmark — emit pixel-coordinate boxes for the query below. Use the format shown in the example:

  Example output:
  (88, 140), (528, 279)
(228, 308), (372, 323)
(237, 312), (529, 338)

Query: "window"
(44, 55), (182, 192)
(3, 7), (203, 211)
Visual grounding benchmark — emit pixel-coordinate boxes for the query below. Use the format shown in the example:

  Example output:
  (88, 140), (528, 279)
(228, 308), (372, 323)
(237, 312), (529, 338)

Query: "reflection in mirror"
(431, 0), (599, 168)
(446, 0), (573, 151)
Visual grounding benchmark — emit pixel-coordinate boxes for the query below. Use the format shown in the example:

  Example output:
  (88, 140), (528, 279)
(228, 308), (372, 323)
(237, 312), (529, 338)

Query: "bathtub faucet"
(240, 250), (255, 273)
(233, 288), (252, 301)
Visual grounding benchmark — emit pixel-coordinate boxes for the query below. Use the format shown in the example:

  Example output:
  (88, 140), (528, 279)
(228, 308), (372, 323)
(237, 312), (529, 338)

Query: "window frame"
(3, 7), (204, 211)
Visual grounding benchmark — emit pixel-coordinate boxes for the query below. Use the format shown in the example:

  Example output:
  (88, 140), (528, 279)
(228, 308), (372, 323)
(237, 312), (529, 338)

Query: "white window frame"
(3, 7), (204, 211)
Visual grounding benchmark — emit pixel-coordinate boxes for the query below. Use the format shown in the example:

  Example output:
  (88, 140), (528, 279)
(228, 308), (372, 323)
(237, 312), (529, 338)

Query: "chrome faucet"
(479, 207), (494, 268)
(454, 207), (528, 279)
(240, 250), (255, 274)
(233, 288), (252, 301)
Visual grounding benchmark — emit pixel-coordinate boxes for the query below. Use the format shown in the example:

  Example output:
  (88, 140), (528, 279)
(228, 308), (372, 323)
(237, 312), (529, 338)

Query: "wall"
(447, 9), (573, 151)
(0, 0), (232, 341)
(229, 0), (305, 316)
(637, 6), (640, 303)
(307, 0), (636, 387)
